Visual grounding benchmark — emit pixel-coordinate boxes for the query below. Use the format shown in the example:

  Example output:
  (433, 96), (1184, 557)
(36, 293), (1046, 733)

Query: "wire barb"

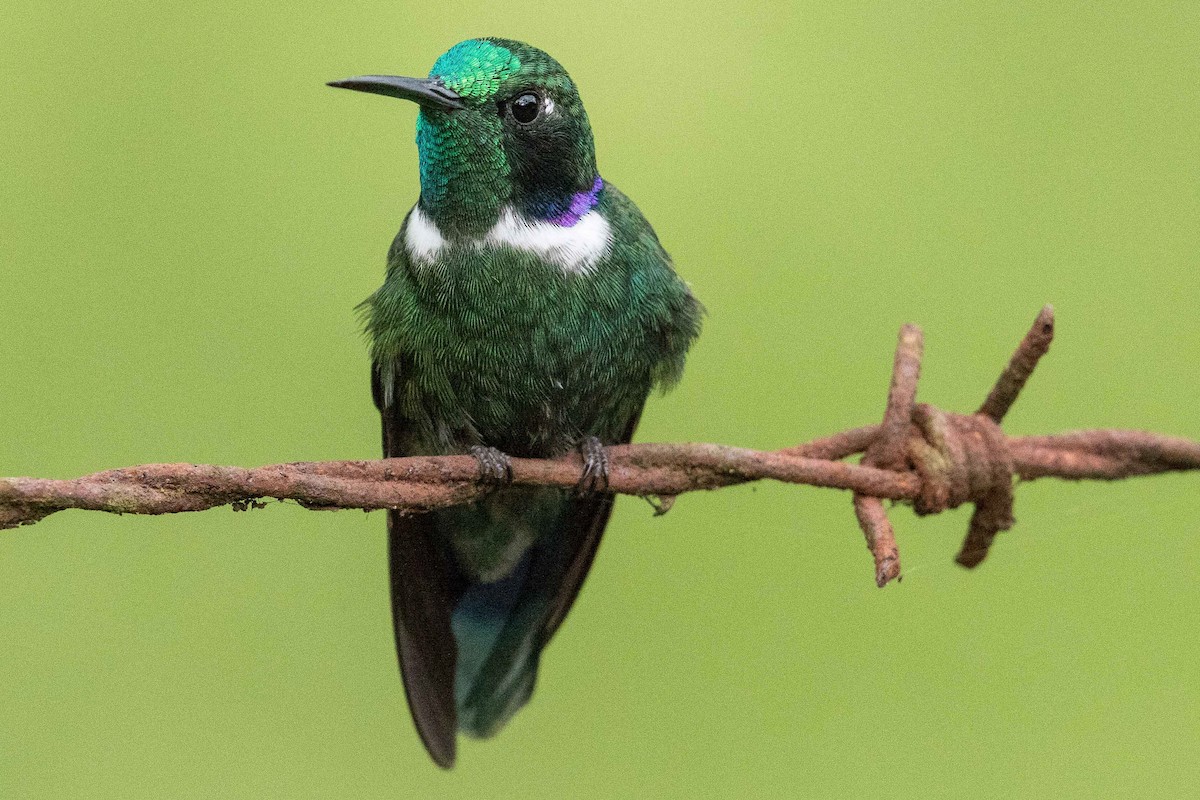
(854, 324), (924, 587)
(2, 307), (1198, 588)
(979, 304), (1055, 424)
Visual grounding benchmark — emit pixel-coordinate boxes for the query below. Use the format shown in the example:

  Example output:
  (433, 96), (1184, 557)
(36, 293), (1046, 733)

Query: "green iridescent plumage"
(333, 37), (701, 767)
(364, 185), (696, 458)
(412, 39), (599, 236)
(429, 39), (521, 98)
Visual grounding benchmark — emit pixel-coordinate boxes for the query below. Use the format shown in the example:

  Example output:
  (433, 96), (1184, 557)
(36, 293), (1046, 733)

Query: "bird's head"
(330, 39), (600, 236)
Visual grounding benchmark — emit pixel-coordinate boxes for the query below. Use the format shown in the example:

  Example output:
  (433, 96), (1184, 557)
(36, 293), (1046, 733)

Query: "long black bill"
(326, 75), (464, 111)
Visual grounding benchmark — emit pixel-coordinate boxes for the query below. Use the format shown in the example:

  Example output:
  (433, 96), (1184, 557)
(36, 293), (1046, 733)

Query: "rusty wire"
(3, 305), (1198, 587)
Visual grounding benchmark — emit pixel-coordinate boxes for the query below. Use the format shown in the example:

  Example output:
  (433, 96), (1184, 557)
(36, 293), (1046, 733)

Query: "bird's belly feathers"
(393, 244), (657, 457)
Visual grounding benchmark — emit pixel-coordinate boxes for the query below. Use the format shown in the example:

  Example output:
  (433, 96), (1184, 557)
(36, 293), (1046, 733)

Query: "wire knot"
(908, 405), (1012, 513)
(852, 308), (1054, 586)
(906, 404), (1017, 566)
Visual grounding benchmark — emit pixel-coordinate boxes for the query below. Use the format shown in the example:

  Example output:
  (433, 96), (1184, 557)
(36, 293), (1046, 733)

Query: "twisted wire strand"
(4, 306), (1198, 586)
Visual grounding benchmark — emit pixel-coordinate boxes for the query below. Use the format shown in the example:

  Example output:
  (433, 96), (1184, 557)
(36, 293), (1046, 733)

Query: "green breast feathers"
(361, 184), (701, 457)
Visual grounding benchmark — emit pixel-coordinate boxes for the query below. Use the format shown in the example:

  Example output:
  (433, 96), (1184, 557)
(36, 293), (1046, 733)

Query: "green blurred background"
(2, 1), (1198, 797)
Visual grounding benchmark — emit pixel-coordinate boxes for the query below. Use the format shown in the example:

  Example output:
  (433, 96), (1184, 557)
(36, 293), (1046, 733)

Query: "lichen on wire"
(3, 305), (1198, 587)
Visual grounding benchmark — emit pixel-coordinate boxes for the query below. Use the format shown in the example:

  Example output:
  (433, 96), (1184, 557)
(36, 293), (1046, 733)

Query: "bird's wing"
(373, 365), (463, 769)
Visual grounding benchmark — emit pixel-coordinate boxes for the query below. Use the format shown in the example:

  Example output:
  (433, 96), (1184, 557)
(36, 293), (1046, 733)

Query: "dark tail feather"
(452, 550), (541, 738)
(451, 500), (602, 738)
(387, 494), (612, 756)
(388, 511), (462, 768)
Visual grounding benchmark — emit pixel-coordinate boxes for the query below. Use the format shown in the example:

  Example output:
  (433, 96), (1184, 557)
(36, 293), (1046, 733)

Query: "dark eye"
(510, 92), (541, 124)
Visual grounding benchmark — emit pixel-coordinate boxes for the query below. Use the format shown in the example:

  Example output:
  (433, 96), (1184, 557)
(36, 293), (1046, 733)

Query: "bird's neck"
(416, 114), (510, 238)
(516, 176), (605, 227)
(416, 113), (602, 237)
(419, 173), (605, 239)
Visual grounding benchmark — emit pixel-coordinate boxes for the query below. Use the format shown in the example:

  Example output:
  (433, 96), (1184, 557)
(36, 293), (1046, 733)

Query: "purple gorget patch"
(548, 176), (604, 227)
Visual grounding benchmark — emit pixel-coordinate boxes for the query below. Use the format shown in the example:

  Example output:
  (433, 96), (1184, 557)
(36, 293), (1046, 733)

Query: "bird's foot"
(574, 436), (610, 496)
(469, 445), (514, 489)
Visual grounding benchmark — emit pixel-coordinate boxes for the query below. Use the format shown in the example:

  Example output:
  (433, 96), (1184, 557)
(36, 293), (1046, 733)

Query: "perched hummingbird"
(329, 38), (702, 767)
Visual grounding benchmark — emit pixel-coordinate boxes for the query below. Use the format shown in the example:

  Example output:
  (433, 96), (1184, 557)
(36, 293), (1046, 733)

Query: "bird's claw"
(469, 445), (514, 488)
(575, 436), (610, 496)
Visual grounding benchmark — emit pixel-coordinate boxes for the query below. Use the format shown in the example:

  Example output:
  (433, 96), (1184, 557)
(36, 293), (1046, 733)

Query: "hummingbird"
(329, 38), (702, 768)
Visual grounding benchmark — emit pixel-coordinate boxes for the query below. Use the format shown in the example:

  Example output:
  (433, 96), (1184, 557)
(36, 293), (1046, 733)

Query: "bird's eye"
(510, 92), (541, 124)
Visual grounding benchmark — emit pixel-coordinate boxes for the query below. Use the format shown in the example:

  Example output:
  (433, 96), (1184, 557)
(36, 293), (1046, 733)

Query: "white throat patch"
(404, 205), (448, 263)
(404, 205), (612, 276)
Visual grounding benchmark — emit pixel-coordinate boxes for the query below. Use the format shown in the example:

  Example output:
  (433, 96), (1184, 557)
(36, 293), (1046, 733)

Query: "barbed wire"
(3, 306), (1197, 587)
